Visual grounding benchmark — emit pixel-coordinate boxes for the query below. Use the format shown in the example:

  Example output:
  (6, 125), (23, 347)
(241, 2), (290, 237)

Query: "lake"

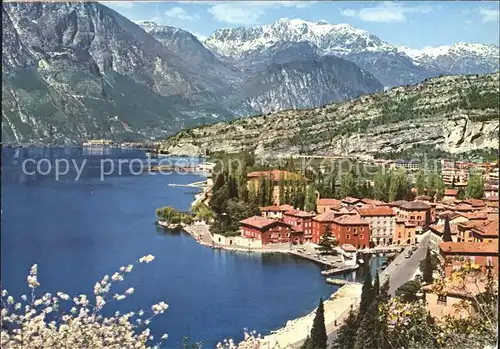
(1, 147), (336, 348)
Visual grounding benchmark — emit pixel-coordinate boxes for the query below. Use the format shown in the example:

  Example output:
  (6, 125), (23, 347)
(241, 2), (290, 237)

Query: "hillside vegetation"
(159, 73), (499, 158)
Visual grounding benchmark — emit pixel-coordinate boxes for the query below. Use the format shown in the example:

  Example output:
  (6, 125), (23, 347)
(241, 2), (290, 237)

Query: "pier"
(320, 264), (359, 276)
(325, 278), (355, 286)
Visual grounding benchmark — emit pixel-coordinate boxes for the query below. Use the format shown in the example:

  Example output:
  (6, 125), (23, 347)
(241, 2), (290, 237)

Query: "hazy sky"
(101, 1), (500, 47)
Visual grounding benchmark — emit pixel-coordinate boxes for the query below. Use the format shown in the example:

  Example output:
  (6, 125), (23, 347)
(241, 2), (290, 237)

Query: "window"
(346, 234), (350, 239)
(353, 228), (357, 235)
(437, 295), (447, 304)
(360, 234), (364, 239)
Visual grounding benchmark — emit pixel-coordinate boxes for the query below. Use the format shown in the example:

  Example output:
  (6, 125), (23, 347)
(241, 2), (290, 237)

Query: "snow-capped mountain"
(205, 17), (396, 59)
(399, 42), (499, 75)
(205, 18), (499, 87)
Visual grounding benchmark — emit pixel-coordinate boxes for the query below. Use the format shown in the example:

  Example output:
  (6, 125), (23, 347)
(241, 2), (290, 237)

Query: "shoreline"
(177, 180), (364, 348)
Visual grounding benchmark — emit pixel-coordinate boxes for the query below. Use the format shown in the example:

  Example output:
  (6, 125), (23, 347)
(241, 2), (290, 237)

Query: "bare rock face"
(159, 73), (499, 157)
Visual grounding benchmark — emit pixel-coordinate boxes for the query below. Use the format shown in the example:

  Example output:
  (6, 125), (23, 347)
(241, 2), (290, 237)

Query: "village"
(154, 155), (499, 346)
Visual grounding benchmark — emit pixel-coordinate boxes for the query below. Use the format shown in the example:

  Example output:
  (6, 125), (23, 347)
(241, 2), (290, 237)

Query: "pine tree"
(318, 225), (334, 255)
(422, 247), (434, 283)
(309, 298), (327, 349)
(442, 217), (453, 242)
(358, 272), (374, 319)
(336, 309), (358, 349)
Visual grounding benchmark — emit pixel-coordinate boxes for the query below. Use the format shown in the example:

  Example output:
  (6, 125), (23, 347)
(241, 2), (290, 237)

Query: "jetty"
(325, 278), (352, 286)
(320, 264), (359, 276)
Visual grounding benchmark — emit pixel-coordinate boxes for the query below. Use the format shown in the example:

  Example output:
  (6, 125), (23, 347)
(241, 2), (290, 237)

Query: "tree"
(456, 187), (466, 200)
(416, 170), (427, 196)
(373, 272), (380, 296)
(422, 247), (434, 283)
(340, 171), (357, 199)
(358, 272), (374, 318)
(317, 225), (337, 254)
(377, 277), (391, 349)
(308, 298), (327, 349)
(304, 184), (317, 212)
(395, 279), (422, 303)
(373, 169), (389, 202)
(442, 217), (453, 242)
(336, 309), (358, 349)
(466, 172), (484, 199)
(354, 301), (379, 349)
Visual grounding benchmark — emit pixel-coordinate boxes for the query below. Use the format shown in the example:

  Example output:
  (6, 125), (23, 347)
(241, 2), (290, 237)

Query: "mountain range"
(2, 2), (498, 144)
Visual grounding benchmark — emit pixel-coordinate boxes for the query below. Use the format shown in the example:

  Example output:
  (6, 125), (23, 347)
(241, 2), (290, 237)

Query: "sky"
(101, 1), (500, 48)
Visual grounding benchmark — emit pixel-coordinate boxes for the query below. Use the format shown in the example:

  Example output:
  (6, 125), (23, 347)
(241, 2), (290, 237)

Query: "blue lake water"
(1, 148), (336, 348)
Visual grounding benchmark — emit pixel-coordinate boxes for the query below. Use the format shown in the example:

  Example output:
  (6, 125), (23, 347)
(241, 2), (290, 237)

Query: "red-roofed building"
(356, 206), (396, 246)
(484, 195), (499, 208)
(439, 242), (498, 277)
(472, 219), (499, 244)
(443, 189), (458, 201)
(394, 219), (416, 246)
(316, 198), (342, 213)
(342, 197), (363, 207)
(397, 201), (431, 228)
(332, 215), (370, 249)
(283, 209), (315, 242)
(260, 204), (295, 219)
(239, 216), (291, 245)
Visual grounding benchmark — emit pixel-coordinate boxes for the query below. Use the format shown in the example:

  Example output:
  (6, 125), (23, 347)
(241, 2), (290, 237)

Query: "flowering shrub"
(216, 330), (264, 349)
(1, 254), (170, 349)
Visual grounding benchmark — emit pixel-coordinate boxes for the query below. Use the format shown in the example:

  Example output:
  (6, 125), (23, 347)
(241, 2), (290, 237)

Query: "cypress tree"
(378, 276), (391, 304)
(377, 277), (391, 349)
(422, 247), (434, 283)
(358, 272), (374, 319)
(354, 302), (379, 349)
(309, 298), (327, 349)
(442, 217), (453, 242)
(373, 272), (380, 297)
(336, 309), (358, 349)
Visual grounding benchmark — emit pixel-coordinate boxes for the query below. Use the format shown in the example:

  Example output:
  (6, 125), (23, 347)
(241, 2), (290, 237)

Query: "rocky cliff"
(159, 73), (499, 157)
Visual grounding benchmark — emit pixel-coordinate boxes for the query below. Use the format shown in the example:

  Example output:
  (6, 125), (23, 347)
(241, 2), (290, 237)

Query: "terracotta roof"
(462, 199), (485, 207)
(360, 198), (387, 206)
(240, 216), (283, 229)
(389, 200), (408, 207)
(485, 195), (499, 202)
(415, 195), (432, 201)
(458, 212), (489, 221)
(453, 203), (476, 212)
(438, 211), (460, 220)
(260, 204), (294, 212)
(313, 210), (338, 222)
(317, 198), (342, 206)
(247, 170), (304, 181)
(341, 244), (357, 252)
(439, 242), (498, 255)
(472, 219), (499, 236)
(429, 224), (459, 236)
(342, 197), (361, 204)
(284, 209), (315, 218)
(333, 215), (369, 226)
(400, 201), (430, 210)
(444, 189), (458, 196)
(356, 205), (395, 217)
